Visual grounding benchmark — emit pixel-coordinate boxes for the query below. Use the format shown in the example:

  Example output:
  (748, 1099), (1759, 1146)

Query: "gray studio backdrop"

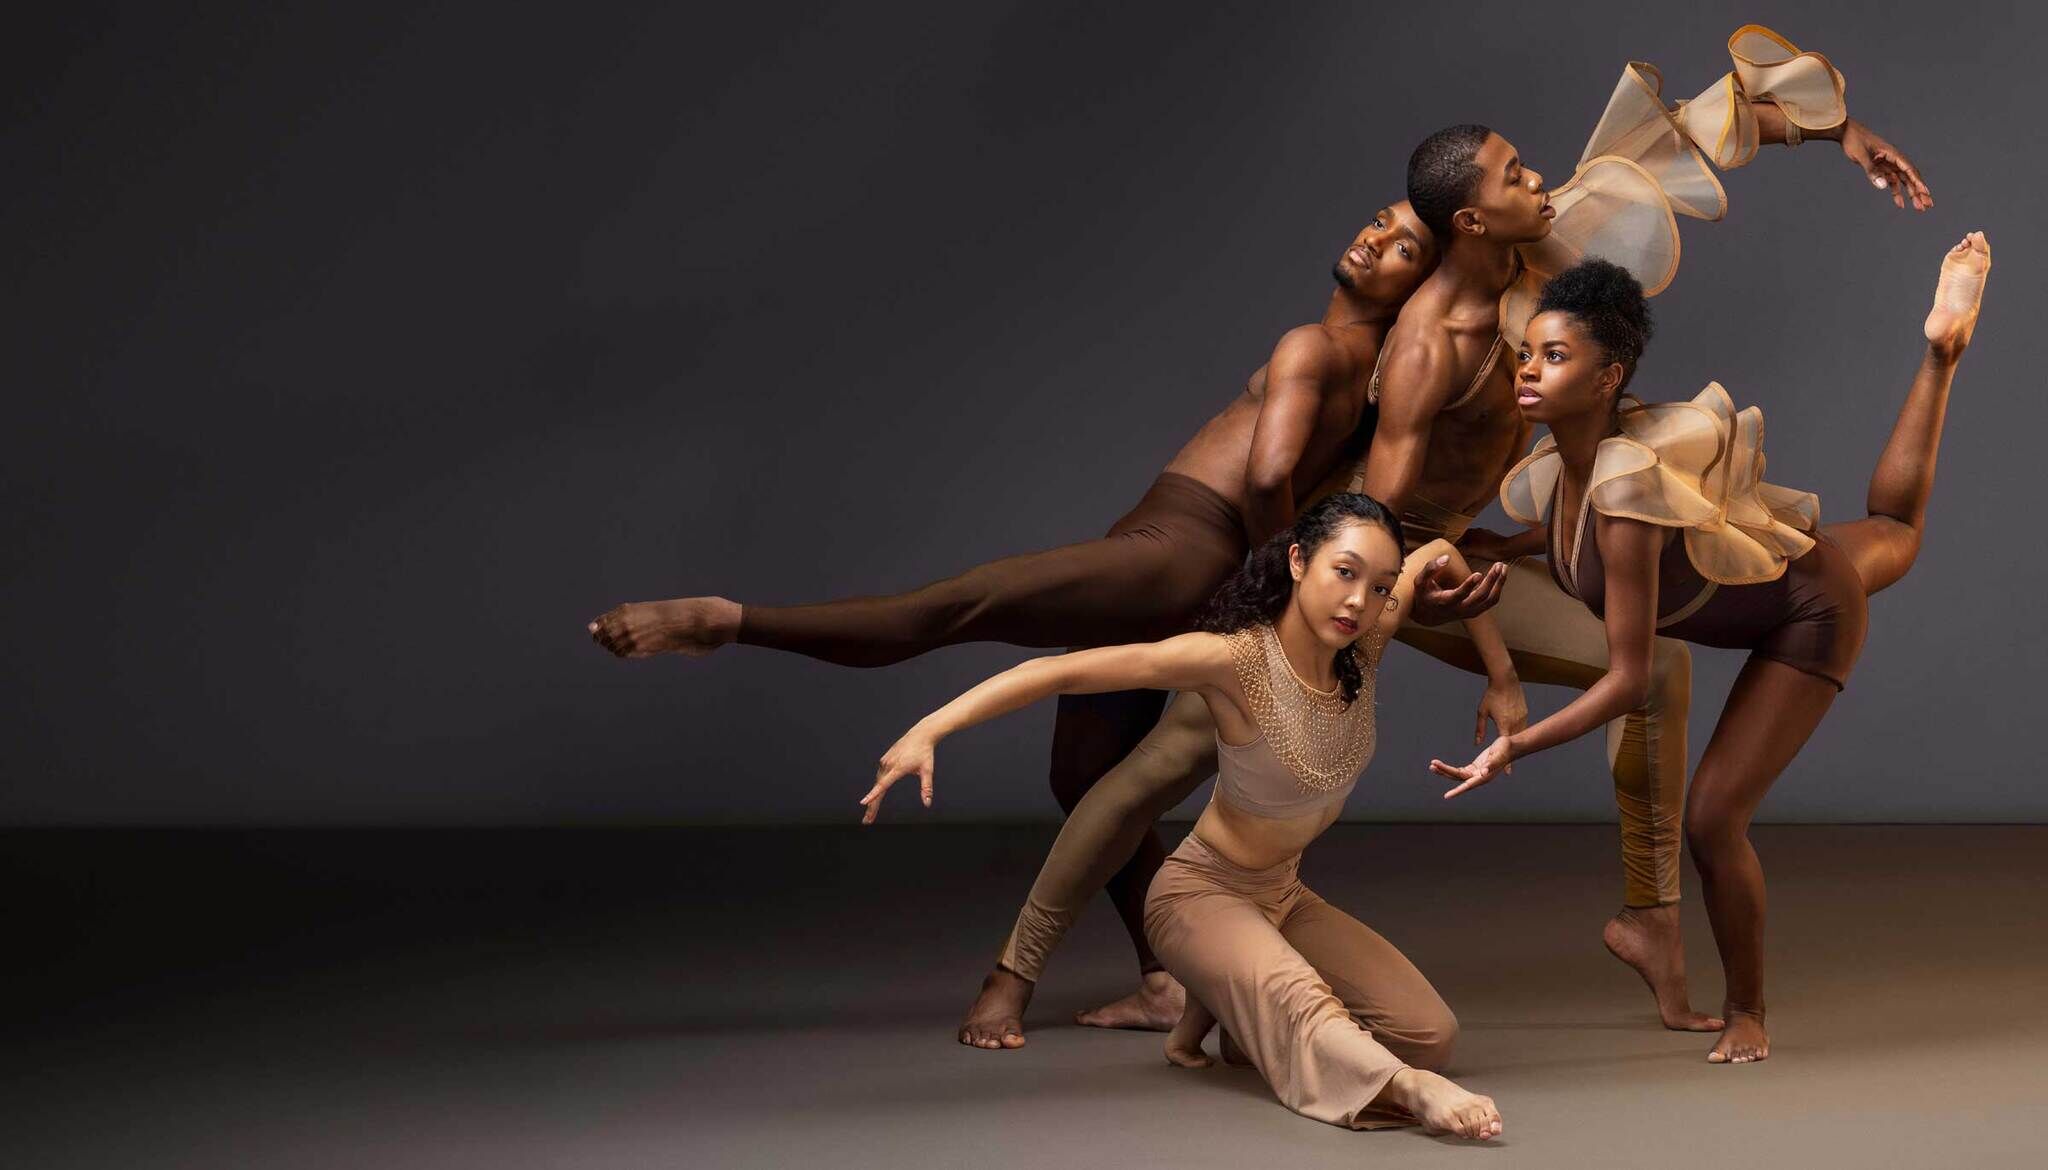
(6, 0), (2039, 824)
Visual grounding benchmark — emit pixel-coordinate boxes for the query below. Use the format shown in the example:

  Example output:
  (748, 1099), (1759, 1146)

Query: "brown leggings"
(739, 472), (1248, 966)
(1000, 557), (1693, 981)
(738, 472), (1247, 662)
(1145, 832), (1456, 1129)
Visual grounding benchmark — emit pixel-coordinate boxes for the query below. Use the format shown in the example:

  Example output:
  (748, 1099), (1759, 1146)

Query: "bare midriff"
(1188, 793), (1344, 873)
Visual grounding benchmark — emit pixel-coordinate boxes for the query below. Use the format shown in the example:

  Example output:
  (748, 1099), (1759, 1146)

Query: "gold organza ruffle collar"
(1500, 383), (1821, 586)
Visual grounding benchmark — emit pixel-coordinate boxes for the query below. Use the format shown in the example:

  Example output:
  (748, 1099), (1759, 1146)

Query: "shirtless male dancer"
(590, 205), (1509, 1027)
(958, 26), (1934, 1049)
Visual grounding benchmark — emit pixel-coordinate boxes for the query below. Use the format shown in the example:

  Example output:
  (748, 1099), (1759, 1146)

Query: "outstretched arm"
(1429, 513), (1661, 797)
(1749, 100), (1932, 211)
(1243, 327), (1344, 546)
(859, 634), (1234, 822)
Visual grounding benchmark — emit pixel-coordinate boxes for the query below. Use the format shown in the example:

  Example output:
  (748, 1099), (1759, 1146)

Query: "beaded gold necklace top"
(1225, 622), (1380, 793)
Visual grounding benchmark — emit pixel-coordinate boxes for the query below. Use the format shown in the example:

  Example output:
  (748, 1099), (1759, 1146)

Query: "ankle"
(1384, 1066), (1438, 1112)
(1615, 903), (1678, 930)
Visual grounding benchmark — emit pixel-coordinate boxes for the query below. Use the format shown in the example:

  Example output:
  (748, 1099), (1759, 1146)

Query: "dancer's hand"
(1430, 735), (1514, 799)
(1474, 678), (1527, 772)
(1408, 557), (1508, 627)
(861, 728), (937, 823)
(1839, 120), (1932, 211)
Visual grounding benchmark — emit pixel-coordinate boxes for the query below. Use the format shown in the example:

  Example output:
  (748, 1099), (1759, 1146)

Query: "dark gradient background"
(6, 1), (2038, 824)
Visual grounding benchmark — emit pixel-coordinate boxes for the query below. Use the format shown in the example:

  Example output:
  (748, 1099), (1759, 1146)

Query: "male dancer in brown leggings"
(590, 204), (1509, 1028)
(959, 26), (1934, 1048)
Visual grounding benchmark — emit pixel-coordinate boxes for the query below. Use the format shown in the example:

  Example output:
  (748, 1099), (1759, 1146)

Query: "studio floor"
(2, 824), (2041, 1168)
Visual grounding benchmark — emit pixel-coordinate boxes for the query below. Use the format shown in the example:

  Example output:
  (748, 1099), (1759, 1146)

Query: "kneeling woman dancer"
(862, 493), (1517, 1138)
(1431, 238), (1990, 1065)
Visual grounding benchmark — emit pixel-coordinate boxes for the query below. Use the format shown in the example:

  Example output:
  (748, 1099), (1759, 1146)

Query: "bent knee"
(1642, 638), (1692, 715)
(1685, 809), (1750, 859)
(1386, 1006), (1459, 1071)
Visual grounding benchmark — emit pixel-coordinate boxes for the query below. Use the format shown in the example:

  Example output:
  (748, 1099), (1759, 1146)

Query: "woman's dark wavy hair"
(1198, 492), (1405, 704)
(1533, 257), (1654, 393)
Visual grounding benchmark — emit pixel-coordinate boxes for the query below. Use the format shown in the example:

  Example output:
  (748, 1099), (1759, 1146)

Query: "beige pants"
(1144, 832), (1456, 1130)
(1000, 558), (1692, 981)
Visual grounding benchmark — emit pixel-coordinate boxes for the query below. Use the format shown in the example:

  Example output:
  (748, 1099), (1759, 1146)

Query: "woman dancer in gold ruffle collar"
(862, 493), (1518, 1138)
(1431, 236), (1991, 1064)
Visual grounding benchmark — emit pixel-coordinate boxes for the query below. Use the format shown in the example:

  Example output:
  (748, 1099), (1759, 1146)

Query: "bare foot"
(1382, 1068), (1503, 1141)
(587, 597), (740, 659)
(958, 968), (1031, 1050)
(1075, 969), (1184, 1031)
(1164, 999), (1214, 1068)
(1924, 231), (1989, 360)
(1602, 906), (1723, 1032)
(1707, 1006), (1770, 1065)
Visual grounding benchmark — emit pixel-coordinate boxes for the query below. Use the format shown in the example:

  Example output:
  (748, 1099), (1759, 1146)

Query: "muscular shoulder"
(1266, 324), (1346, 385)
(1374, 322), (1460, 420)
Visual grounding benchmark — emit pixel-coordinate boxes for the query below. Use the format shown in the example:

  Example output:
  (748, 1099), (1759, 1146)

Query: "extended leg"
(734, 529), (1192, 666)
(593, 476), (1247, 665)
(1045, 689), (1185, 1031)
(1825, 232), (1987, 596)
(958, 691), (1217, 1049)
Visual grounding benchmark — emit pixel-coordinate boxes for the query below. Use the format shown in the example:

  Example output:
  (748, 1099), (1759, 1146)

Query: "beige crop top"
(1214, 623), (1378, 820)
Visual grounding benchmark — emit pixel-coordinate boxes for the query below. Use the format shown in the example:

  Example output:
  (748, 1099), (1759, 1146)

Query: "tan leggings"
(1144, 832), (1456, 1129)
(999, 558), (1693, 981)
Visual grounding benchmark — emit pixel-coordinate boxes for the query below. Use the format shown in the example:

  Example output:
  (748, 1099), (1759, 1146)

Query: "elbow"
(1613, 671), (1653, 711)
(1244, 463), (1292, 501)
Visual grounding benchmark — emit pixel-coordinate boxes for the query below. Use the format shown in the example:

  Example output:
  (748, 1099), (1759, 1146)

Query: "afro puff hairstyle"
(1532, 258), (1654, 392)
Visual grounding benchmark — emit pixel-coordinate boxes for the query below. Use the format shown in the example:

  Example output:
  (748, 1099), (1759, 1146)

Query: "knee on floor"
(1388, 1006), (1460, 1071)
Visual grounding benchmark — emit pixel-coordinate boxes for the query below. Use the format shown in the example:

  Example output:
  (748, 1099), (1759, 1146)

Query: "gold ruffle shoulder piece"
(1498, 384), (1821, 586)
(1503, 26), (1848, 350)
(1677, 25), (1847, 171)
(1499, 433), (1562, 527)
